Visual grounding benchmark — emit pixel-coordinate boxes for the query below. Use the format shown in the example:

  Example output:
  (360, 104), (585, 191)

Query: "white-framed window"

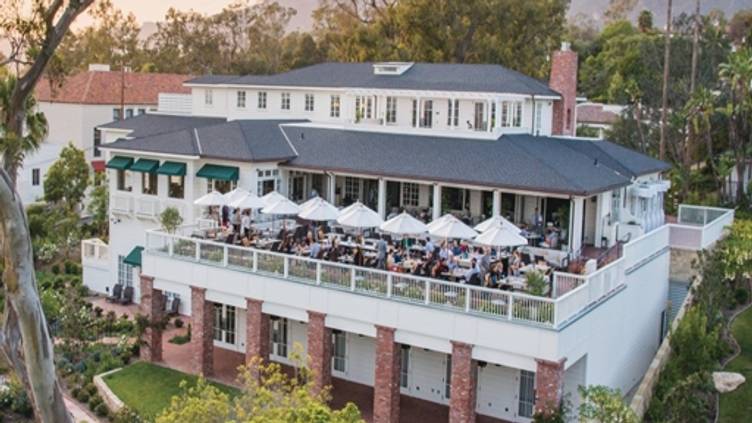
(473, 102), (486, 131)
(112, 108), (121, 121)
(386, 96), (397, 124)
(400, 346), (410, 388)
(258, 91), (267, 109)
(447, 99), (459, 127)
(330, 95), (341, 118)
(271, 317), (288, 358)
(125, 109), (134, 119)
(355, 96), (373, 121)
(490, 102), (496, 128)
(401, 182), (419, 207)
(93, 128), (102, 157)
(256, 169), (279, 196)
(204, 89), (213, 106)
(534, 102), (542, 133)
(281, 92), (291, 110)
(206, 178), (237, 194)
(137, 108), (146, 115)
(237, 91), (246, 108)
(421, 99), (433, 128)
(142, 172), (158, 195)
(305, 93), (314, 111)
(411, 99), (418, 127)
(444, 355), (452, 399)
(518, 370), (535, 418)
(513, 101), (523, 127)
(501, 102), (510, 127)
(332, 331), (346, 372)
(213, 304), (236, 345)
(31, 168), (40, 186)
(344, 177), (359, 202)
(117, 255), (134, 287)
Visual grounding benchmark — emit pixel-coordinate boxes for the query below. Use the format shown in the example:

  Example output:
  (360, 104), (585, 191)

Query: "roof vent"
(373, 62), (414, 76)
(88, 63), (111, 72)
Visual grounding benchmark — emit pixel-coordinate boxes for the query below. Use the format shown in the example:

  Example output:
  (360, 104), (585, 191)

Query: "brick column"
(449, 341), (477, 423)
(139, 275), (164, 362)
(190, 287), (213, 376)
(534, 358), (567, 416)
(306, 311), (331, 394)
(373, 326), (400, 423)
(245, 298), (270, 363)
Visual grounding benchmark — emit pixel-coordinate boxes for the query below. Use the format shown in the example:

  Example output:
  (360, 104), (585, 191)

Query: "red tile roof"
(577, 104), (620, 125)
(35, 70), (191, 105)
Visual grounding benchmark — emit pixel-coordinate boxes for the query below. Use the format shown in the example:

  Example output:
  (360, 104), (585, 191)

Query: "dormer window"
(373, 62), (414, 75)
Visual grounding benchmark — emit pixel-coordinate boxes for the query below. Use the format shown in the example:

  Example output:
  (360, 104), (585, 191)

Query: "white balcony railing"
(669, 205), (734, 251)
(144, 228), (632, 329)
(81, 238), (109, 267)
(135, 196), (160, 219)
(111, 193), (132, 214)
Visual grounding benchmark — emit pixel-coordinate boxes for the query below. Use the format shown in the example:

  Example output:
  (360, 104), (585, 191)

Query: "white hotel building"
(81, 45), (733, 422)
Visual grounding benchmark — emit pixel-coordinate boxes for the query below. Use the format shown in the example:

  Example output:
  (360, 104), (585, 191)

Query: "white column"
(328, 173), (336, 205)
(432, 184), (442, 221)
(492, 190), (501, 217)
(569, 197), (585, 255)
(377, 178), (387, 219)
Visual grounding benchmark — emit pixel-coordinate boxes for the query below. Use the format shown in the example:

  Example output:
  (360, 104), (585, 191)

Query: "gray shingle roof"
(98, 114), (668, 196)
(98, 113), (226, 138)
(281, 127), (638, 196)
(101, 119), (300, 162)
(187, 63), (559, 97)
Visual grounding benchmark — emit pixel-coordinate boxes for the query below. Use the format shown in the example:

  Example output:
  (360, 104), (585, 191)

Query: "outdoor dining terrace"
(144, 225), (631, 330)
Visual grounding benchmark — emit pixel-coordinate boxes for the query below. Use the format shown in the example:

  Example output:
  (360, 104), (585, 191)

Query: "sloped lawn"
(103, 362), (238, 419)
(719, 305), (752, 422)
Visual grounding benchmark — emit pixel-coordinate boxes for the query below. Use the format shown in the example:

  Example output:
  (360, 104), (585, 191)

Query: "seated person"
(463, 258), (481, 285)
(241, 236), (253, 247)
(483, 262), (504, 288)
(545, 229), (558, 248)
(309, 239), (322, 258)
(431, 258), (449, 279)
(510, 250), (523, 276)
(353, 246), (365, 267)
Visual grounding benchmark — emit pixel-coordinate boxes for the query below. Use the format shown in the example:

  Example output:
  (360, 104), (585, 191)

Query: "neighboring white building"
(80, 47), (734, 422)
(18, 65), (189, 204)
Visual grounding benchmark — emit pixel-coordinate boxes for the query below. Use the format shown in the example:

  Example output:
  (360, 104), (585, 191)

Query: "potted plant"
(159, 207), (183, 234)
(525, 270), (548, 297)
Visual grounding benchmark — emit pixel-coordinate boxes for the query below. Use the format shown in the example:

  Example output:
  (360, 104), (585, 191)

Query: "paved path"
(65, 394), (100, 423)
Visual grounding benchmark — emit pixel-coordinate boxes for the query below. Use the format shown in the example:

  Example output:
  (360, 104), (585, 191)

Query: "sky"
(74, 0), (244, 27)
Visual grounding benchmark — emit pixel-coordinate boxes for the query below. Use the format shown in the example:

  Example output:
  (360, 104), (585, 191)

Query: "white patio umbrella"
(429, 215), (478, 240)
(474, 222), (527, 248)
(298, 197), (339, 221)
(474, 215), (522, 234)
(194, 191), (227, 207)
(380, 211), (429, 235)
(336, 201), (384, 228)
(338, 201), (362, 216)
(229, 192), (265, 209)
(261, 191), (287, 207)
(426, 213), (456, 232)
(261, 197), (301, 215)
(223, 187), (250, 204)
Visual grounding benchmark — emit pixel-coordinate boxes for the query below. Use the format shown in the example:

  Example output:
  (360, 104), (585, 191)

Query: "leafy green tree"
(0, 76), (48, 187)
(669, 307), (721, 376)
(44, 143), (90, 211)
(578, 385), (637, 423)
(159, 207), (183, 234)
(87, 172), (109, 238)
(719, 48), (752, 202)
(638, 10), (654, 33)
(660, 372), (714, 423)
(156, 358), (363, 423)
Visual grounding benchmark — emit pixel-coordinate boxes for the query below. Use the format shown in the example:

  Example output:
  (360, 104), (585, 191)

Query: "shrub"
(174, 318), (184, 328)
(111, 406), (143, 423)
(71, 386), (81, 398)
(88, 394), (102, 410)
(94, 402), (109, 417)
(75, 389), (90, 403)
(85, 382), (98, 396)
(94, 306), (104, 317)
(51, 264), (60, 274)
(64, 260), (74, 275)
(734, 288), (749, 306)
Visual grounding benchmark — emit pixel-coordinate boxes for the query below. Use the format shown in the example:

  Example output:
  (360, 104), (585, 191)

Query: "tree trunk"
(0, 169), (71, 422)
(736, 162), (746, 203)
(659, 0), (673, 161)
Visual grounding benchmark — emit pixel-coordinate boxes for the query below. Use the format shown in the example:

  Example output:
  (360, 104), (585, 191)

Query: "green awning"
(105, 156), (133, 170)
(123, 246), (144, 267)
(156, 161), (187, 176)
(130, 159), (160, 173)
(196, 164), (239, 181)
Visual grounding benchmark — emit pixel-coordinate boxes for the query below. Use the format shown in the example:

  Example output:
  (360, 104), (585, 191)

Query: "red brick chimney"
(550, 42), (578, 136)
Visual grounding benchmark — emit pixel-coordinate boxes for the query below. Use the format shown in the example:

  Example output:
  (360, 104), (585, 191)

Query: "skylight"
(373, 62), (414, 75)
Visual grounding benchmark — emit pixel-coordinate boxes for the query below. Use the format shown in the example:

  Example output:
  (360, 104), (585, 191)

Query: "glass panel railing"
(172, 238), (196, 260)
(199, 243), (224, 265)
(288, 257), (317, 283)
(391, 275), (426, 304)
(511, 296), (555, 325)
(469, 289), (510, 318)
(319, 262), (351, 290)
(256, 251), (285, 276)
(353, 269), (388, 296)
(427, 281), (466, 312)
(227, 246), (254, 270)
